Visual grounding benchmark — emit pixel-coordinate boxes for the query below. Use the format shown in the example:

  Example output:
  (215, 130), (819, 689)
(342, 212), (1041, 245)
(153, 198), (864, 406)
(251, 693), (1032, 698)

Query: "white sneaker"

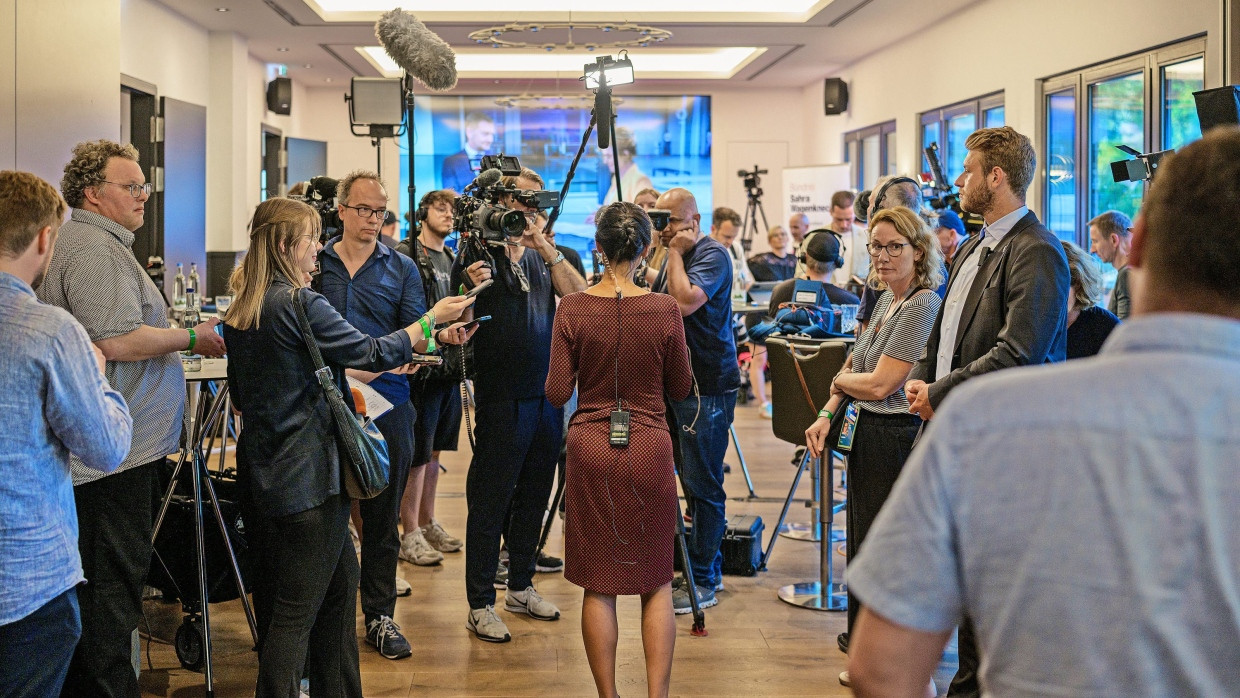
(395, 575), (412, 597)
(466, 605), (511, 643)
(421, 520), (462, 552)
(504, 586), (560, 621)
(399, 528), (444, 566)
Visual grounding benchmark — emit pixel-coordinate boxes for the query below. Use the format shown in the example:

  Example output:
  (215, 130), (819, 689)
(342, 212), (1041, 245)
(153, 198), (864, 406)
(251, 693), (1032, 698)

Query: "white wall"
(0, 0), (120, 185)
(119, 0), (209, 107)
(802, 0), (1223, 190)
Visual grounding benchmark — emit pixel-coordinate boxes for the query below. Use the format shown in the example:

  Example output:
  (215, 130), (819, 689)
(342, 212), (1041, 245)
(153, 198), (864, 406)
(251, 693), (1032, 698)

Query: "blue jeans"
(0, 587), (80, 698)
(668, 391), (736, 589)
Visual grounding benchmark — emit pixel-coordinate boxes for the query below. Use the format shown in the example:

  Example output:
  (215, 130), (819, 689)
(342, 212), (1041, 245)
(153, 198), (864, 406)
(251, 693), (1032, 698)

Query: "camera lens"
(482, 208), (527, 237)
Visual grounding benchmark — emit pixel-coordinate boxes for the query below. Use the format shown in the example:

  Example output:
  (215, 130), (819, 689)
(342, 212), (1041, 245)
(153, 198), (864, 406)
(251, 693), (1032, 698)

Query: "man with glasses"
(453, 167), (585, 643)
(315, 170), (427, 660)
(902, 126), (1069, 698)
(653, 187), (740, 614)
(38, 139), (226, 697)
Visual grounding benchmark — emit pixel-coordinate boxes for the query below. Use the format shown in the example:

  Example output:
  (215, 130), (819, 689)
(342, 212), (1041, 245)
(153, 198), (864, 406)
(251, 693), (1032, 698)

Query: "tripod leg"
(152, 450), (189, 544)
(201, 471), (260, 645)
(728, 425), (757, 499)
(759, 448), (810, 571)
(537, 462), (566, 552)
(190, 450), (215, 695)
(672, 481), (706, 636)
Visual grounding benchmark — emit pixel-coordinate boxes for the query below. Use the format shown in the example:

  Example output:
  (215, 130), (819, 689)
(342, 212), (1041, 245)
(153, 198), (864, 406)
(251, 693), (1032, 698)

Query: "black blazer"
(440, 150), (476, 194)
(224, 279), (413, 517)
(909, 210), (1070, 409)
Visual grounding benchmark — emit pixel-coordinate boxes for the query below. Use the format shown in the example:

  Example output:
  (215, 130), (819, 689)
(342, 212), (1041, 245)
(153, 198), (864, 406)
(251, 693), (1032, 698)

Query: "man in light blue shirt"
(0, 170), (132, 698)
(847, 127), (1240, 696)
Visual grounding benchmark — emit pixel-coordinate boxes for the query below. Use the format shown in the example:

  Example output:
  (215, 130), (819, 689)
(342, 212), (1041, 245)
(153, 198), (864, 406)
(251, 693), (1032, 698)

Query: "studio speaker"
(1193, 86), (1240, 133)
(267, 77), (292, 116)
(824, 78), (849, 115)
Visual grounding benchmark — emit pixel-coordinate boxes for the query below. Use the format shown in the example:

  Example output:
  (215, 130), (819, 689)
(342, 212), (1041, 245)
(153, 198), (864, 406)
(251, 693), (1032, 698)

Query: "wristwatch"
(546, 251), (566, 268)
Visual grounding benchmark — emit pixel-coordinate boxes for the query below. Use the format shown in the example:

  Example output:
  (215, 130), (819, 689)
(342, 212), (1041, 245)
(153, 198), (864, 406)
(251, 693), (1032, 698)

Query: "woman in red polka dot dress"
(546, 201), (693, 698)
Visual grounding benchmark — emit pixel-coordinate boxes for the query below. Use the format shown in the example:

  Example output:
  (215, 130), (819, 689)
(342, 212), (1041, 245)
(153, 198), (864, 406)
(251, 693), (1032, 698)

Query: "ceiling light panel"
(357, 46), (765, 80)
(307, 0), (834, 23)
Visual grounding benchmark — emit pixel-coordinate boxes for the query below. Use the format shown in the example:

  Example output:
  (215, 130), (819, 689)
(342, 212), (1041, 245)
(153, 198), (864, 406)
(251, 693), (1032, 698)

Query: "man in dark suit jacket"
(903, 126), (1070, 697)
(441, 112), (495, 194)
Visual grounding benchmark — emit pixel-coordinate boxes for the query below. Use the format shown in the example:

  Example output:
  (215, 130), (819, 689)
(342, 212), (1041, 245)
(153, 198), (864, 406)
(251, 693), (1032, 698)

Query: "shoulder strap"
(790, 352), (818, 413)
(291, 290), (337, 393)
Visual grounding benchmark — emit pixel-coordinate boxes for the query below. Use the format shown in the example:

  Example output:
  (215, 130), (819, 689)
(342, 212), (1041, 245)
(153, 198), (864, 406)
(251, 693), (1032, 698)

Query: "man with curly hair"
(37, 139), (225, 697)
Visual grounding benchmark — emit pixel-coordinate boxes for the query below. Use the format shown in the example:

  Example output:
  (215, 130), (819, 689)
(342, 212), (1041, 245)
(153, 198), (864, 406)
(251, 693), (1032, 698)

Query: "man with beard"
(902, 126), (1070, 697)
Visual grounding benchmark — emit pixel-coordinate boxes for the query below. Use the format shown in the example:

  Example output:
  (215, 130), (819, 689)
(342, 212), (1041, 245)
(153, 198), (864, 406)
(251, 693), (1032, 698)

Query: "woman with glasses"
(222, 197), (474, 697)
(804, 206), (943, 686)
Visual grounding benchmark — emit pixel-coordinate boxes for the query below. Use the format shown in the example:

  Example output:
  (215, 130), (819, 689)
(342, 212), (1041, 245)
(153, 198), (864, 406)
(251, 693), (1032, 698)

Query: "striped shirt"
(36, 208), (186, 484)
(850, 288), (941, 414)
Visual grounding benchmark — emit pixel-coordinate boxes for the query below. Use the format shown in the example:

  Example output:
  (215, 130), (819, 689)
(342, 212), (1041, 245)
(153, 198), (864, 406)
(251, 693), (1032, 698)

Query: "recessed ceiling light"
(215, 6), (229, 11)
(277, 47), (290, 52)
(325, 77), (333, 82)
(303, 63), (313, 69)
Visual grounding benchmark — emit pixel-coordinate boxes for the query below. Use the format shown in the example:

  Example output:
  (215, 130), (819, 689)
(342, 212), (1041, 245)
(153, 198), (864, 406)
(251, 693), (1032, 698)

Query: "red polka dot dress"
(545, 292), (693, 595)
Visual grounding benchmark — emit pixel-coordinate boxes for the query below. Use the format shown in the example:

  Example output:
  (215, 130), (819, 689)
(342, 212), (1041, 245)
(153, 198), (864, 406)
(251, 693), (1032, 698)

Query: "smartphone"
(407, 354), (444, 366)
(461, 315), (492, 332)
(463, 278), (493, 298)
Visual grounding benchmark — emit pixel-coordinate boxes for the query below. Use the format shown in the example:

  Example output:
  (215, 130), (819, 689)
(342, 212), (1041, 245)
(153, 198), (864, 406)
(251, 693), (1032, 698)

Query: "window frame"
(1036, 36), (1207, 247)
(919, 91), (1005, 183)
(842, 119), (896, 191)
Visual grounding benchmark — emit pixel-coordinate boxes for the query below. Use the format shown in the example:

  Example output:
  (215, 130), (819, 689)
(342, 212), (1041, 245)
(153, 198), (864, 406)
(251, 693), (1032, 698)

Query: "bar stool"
(761, 337), (848, 611)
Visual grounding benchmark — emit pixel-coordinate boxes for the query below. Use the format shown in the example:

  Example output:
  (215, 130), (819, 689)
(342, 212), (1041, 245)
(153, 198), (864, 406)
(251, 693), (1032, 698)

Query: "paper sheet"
(346, 377), (394, 420)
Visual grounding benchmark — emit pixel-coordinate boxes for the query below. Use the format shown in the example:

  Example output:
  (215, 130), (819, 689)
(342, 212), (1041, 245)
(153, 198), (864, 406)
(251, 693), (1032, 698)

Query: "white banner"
(781, 164), (852, 229)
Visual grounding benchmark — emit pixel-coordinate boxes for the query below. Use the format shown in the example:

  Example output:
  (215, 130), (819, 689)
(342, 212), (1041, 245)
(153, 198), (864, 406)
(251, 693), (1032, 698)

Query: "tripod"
(150, 361), (258, 696)
(737, 166), (770, 255)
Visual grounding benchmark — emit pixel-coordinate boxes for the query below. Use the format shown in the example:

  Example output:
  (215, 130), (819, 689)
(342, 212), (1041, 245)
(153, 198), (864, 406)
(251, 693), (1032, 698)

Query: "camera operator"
(453, 167), (586, 643)
(0, 171), (132, 698)
(315, 171), (475, 660)
(37, 139), (225, 697)
(653, 187), (740, 614)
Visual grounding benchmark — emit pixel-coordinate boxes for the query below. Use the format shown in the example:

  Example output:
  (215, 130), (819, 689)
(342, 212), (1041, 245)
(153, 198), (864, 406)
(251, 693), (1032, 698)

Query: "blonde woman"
(222, 198), (473, 697)
(804, 206), (942, 688)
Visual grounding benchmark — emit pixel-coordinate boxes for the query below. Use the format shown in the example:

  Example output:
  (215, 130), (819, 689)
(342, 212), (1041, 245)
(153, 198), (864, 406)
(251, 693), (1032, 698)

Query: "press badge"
(836, 402), (860, 452)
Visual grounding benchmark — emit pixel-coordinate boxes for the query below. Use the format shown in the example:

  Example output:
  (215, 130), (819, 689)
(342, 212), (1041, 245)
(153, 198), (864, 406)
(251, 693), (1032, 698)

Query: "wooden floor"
(136, 396), (940, 697)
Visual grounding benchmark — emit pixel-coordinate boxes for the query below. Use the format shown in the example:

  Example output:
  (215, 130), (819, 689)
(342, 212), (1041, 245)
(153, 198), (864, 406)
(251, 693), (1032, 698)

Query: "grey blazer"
(909, 210), (1070, 409)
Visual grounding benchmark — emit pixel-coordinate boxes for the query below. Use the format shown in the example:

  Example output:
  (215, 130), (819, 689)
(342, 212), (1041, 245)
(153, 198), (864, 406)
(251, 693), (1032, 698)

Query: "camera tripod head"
(738, 165), (768, 200)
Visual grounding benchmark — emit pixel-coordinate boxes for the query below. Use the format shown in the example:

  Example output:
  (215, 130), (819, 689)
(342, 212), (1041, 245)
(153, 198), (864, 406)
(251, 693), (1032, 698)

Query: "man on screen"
(441, 112), (496, 194)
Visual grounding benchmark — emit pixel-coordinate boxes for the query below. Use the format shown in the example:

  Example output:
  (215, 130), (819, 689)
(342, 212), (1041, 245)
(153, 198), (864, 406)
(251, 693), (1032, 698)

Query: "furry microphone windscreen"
(472, 169), (503, 190)
(375, 8), (458, 91)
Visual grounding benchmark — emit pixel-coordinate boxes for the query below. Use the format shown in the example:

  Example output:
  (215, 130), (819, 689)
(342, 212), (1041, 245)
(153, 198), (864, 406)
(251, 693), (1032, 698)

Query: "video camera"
(921, 142), (984, 234)
(738, 166), (767, 198)
(453, 154), (562, 268)
(295, 176), (344, 243)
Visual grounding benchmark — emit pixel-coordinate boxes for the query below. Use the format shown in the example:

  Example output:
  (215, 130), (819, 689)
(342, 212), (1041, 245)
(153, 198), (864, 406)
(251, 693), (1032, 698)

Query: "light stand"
(737, 166), (770, 255)
(543, 53), (632, 237)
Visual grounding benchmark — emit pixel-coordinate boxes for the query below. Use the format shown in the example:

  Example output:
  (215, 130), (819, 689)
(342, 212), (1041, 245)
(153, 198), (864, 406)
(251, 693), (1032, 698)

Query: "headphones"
(869, 176), (920, 218)
(799, 229), (845, 268)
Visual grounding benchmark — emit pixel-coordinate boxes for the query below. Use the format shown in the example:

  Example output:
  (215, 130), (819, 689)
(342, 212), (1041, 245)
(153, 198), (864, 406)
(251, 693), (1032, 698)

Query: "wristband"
(186, 328), (197, 353)
(420, 312), (437, 352)
(818, 409), (833, 420)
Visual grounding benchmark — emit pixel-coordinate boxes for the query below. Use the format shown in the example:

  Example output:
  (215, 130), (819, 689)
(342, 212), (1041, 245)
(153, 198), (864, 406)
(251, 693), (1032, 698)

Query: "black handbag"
(292, 293), (390, 500)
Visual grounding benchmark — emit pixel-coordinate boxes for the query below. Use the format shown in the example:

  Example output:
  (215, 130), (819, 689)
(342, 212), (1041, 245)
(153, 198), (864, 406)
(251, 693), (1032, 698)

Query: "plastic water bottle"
(188, 263), (201, 309)
(172, 263), (187, 313)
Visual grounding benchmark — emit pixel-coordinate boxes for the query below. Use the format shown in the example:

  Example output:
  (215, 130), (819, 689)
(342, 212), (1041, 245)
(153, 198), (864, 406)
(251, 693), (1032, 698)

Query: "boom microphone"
(469, 168), (503, 192)
(375, 8), (458, 91)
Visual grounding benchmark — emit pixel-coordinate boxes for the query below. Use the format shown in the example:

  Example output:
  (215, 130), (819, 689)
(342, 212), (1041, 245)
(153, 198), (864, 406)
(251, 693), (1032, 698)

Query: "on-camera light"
(584, 54), (634, 89)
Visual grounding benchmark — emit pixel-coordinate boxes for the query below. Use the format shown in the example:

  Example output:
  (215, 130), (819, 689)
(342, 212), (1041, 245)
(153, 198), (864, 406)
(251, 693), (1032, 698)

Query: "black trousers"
(247, 494), (362, 698)
(465, 396), (561, 609)
(948, 615), (981, 697)
(359, 400), (415, 623)
(844, 409), (921, 635)
(62, 460), (158, 698)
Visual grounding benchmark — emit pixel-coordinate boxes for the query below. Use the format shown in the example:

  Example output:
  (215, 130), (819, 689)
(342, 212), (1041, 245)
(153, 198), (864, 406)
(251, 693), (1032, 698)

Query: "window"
(1039, 38), (1207, 246)
(843, 120), (896, 191)
(919, 92), (1004, 184)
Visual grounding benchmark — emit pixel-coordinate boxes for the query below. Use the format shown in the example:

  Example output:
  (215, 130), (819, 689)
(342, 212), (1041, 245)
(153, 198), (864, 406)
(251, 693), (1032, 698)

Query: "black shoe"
(365, 616), (412, 660)
(535, 551), (564, 573)
(837, 632), (849, 654)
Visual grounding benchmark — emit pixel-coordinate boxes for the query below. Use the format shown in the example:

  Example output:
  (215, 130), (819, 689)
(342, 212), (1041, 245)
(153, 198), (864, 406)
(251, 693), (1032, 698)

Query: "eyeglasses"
(867, 242), (910, 257)
(101, 181), (153, 198)
(341, 204), (387, 221)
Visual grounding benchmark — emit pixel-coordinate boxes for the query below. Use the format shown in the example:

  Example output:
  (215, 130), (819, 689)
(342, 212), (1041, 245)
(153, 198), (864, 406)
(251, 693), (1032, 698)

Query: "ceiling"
(151, 0), (983, 93)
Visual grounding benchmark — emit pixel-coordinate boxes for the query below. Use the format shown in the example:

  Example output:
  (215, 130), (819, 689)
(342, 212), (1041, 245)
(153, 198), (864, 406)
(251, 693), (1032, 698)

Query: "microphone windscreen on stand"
(375, 9), (457, 91)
